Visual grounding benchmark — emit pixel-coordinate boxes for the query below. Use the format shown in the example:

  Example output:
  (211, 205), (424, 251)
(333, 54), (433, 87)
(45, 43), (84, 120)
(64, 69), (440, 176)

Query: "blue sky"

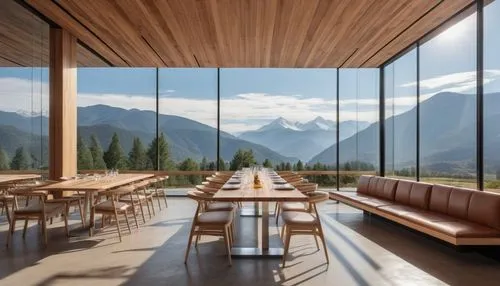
(1, 2), (500, 134)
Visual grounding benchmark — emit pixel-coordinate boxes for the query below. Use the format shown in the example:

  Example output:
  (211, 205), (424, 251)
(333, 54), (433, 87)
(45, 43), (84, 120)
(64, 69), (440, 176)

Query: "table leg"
(262, 202), (269, 250)
(88, 192), (95, 237)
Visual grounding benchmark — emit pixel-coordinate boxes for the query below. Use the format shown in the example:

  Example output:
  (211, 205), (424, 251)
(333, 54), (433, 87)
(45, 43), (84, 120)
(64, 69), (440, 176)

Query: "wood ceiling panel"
(362, 0), (474, 67)
(22, 0), (476, 68)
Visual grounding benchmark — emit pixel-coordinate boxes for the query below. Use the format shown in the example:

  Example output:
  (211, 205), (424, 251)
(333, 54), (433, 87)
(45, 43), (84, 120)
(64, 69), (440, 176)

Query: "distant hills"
(239, 116), (368, 161)
(2, 91), (500, 175)
(310, 92), (500, 175)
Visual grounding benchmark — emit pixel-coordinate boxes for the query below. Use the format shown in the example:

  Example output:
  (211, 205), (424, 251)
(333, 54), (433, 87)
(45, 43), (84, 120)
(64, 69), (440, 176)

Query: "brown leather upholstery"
(206, 202), (235, 212)
(429, 185), (453, 214)
(382, 178), (398, 200)
(357, 175), (372, 194)
(468, 191), (500, 230)
(330, 176), (500, 245)
(282, 211), (316, 225)
(447, 187), (473, 220)
(394, 180), (414, 205)
(197, 211), (233, 225)
(281, 202), (308, 211)
(367, 177), (379, 196)
(409, 182), (432, 209)
(423, 220), (500, 238)
(374, 177), (386, 198)
(378, 205), (419, 216)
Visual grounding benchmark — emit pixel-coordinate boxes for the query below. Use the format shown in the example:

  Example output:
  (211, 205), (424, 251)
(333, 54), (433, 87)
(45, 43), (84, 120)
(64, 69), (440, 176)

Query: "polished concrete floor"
(1, 197), (500, 286)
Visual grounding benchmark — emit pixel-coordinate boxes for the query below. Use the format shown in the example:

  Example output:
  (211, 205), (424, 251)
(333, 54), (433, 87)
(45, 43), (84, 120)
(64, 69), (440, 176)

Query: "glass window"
(484, 0), (500, 193)
(419, 9), (477, 188)
(384, 49), (417, 179)
(0, 0), (49, 172)
(220, 68), (337, 188)
(158, 68), (217, 186)
(76, 66), (156, 172)
(338, 69), (379, 190)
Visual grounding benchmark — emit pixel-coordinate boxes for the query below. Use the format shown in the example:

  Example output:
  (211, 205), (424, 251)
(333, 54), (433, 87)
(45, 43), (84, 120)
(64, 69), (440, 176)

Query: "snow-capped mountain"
(239, 116), (369, 161)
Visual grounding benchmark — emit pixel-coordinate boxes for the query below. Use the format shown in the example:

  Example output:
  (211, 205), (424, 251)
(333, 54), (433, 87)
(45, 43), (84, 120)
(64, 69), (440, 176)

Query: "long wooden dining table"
(36, 173), (154, 236)
(211, 169), (307, 257)
(0, 174), (42, 185)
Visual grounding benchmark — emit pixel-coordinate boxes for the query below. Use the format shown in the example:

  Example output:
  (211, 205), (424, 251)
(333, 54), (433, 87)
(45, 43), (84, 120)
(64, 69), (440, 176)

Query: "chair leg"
(162, 190), (168, 208)
(1, 204), (4, 216)
(314, 233), (320, 250)
(22, 219), (28, 238)
(41, 217), (48, 246)
(317, 223), (329, 264)
(281, 224), (286, 240)
(124, 210), (132, 234)
(101, 214), (106, 229)
(77, 199), (85, 228)
(130, 200), (140, 228)
(184, 226), (196, 264)
(145, 197), (152, 219)
(195, 234), (201, 249)
(223, 225), (232, 266)
(137, 197), (146, 223)
(5, 202), (11, 228)
(275, 205), (281, 225)
(6, 214), (16, 247)
(282, 227), (292, 267)
(150, 198), (156, 216)
(114, 211), (122, 242)
(64, 209), (70, 237)
(155, 188), (162, 210)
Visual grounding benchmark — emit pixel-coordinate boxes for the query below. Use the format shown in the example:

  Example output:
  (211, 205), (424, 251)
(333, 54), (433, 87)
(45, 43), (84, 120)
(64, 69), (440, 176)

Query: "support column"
(49, 28), (77, 180)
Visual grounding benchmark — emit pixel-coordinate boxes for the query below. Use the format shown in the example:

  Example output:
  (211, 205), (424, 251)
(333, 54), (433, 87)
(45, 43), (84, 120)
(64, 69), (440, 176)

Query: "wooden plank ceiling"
(0, 0), (109, 67)
(22, 0), (474, 68)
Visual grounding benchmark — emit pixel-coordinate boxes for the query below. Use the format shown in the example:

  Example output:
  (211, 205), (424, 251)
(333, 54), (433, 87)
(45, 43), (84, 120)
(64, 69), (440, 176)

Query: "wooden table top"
(0, 174), (42, 184)
(35, 173), (155, 192)
(212, 172), (307, 202)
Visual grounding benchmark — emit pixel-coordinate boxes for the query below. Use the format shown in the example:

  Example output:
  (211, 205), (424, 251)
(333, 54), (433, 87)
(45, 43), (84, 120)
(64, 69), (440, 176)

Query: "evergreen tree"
(263, 158), (273, 168)
(200, 157), (208, 171)
(128, 137), (149, 170)
(103, 133), (127, 169)
(296, 160), (304, 171)
(77, 135), (94, 170)
(89, 134), (106, 169)
(208, 161), (217, 171)
(147, 133), (173, 170)
(0, 147), (9, 170)
(285, 162), (292, 171)
(229, 149), (256, 171)
(179, 157), (201, 185)
(218, 158), (227, 171)
(10, 146), (30, 170)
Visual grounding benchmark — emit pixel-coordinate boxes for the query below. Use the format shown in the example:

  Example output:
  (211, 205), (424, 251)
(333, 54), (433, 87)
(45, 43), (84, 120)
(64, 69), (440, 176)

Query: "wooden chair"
(93, 186), (137, 242)
(275, 183), (318, 224)
(0, 184), (16, 225)
(281, 191), (329, 267)
(184, 190), (234, 266)
(151, 176), (169, 209)
(134, 180), (156, 217)
(117, 182), (152, 223)
(6, 187), (68, 247)
(47, 177), (86, 228)
(195, 184), (219, 194)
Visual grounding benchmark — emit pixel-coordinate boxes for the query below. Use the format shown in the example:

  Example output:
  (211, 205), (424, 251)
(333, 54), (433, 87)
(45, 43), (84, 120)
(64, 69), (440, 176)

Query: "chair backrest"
(296, 183), (318, 193)
(307, 191), (329, 204)
(206, 177), (226, 184)
(195, 185), (218, 194)
(187, 190), (214, 202)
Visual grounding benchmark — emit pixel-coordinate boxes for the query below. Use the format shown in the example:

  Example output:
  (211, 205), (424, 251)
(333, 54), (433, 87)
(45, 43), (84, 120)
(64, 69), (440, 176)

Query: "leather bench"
(329, 175), (500, 245)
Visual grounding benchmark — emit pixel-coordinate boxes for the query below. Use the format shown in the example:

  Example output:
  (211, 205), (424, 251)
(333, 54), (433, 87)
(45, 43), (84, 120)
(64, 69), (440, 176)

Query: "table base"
(231, 247), (284, 258)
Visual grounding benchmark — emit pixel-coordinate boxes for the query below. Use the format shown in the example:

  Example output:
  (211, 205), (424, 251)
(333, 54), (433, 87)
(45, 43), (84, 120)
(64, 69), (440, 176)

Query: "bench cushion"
(357, 175), (372, 194)
(429, 185), (453, 214)
(422, 220), (500, 238)
(360, 198), (393, 208)
(394, 180), (414, 205)
(409, 182), (432, 209)
(378, 205), (420, 217)
(448, 187), (474, 220)
(468, 191), (500, 230)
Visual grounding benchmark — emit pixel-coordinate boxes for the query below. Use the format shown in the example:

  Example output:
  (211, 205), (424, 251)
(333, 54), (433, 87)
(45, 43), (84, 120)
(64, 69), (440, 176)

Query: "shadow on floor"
(325, 211), (500, 286)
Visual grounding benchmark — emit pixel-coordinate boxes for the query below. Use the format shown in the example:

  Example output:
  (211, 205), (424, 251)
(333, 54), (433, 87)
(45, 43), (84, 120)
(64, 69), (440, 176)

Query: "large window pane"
(484, 0), (500, 192)
(220, 68), (337, 188)
(385, 49), (417, 179)
(158, 68), (217, 186)
(338, 69), (379, 189)
(0, 0), (49, 172)
(76, 67), (156, 172)
(419, 9), (477, 188)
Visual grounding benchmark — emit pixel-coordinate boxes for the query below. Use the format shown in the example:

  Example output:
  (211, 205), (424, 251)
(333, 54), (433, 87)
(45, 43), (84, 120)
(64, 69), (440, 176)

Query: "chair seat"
(281, 202), (307, 211)
(16, 202), (65, 215)
(0, 194), (14, 200)
(198, 211), (233, 225)
(119, 195), (147, 202)
(282, 211), (317, 225)
(95, 201), (129, 212)
(206, 202), (234, 212)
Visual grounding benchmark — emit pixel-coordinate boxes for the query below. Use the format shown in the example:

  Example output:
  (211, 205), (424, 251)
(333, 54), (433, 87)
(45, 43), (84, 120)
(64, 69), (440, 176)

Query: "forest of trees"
(0, 132), (376, 187)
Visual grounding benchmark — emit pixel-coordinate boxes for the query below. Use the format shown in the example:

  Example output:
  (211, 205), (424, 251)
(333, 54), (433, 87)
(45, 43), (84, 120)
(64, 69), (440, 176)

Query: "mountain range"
(310, 92), (500, 175)
(239, 116), (369, 161)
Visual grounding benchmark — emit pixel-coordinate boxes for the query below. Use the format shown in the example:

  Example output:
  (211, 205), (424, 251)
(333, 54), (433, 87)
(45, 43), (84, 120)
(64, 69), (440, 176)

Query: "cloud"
(0, 77), (49, 115)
